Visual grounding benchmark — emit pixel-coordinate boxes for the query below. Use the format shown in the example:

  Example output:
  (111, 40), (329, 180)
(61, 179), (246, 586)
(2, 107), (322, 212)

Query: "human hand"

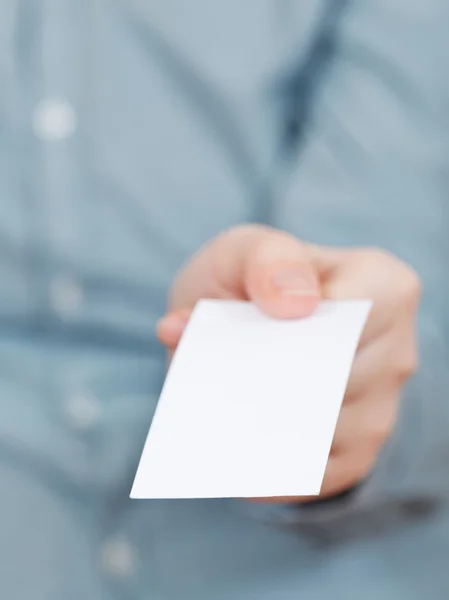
(158, 225), (421, 501)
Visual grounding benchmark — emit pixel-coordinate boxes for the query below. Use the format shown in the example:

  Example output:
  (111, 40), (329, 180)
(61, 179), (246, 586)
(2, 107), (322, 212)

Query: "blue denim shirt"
(1, 1), (449, 599)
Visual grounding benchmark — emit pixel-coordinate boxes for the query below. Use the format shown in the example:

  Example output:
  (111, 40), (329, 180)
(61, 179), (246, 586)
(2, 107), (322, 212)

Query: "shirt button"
(50, 276), (83, 318)
(32, 98), (77, 141)
(66, 391), (101, 431)
(101, 537), (137, 578)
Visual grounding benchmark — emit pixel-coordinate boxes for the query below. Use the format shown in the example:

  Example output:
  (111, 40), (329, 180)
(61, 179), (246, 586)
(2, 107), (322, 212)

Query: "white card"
(130, 299), (372, 499)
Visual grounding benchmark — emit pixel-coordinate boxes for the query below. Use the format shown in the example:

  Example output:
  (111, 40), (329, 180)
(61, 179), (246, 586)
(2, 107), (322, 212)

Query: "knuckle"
(395, 348), (419, 380)
(397, 271), (422, 307)
(367, 400), (400, 451)
(223, 224), (271, 249)
(355, 455), (375, 484)
(322, 452), (374, 496)
(340, 455), (373, 491)
(357, 248), (422, 301)
(393, 263), (422, 304)
(402, 266), (422, 300)
(353, 457), (372, 483)
(369, 415), (394, 447)
(358, 247), (396, 269)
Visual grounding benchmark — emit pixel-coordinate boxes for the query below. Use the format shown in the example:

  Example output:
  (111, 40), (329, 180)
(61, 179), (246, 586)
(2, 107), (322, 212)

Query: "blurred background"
(0, 1), (448, 599)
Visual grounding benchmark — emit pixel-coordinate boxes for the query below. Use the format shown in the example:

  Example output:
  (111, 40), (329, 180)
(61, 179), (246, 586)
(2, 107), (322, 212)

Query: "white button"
(32, 98), (77, 141)
(66, 391), (100, 431)
(101, 537), (136, 578)
(50, 276), (83, 318)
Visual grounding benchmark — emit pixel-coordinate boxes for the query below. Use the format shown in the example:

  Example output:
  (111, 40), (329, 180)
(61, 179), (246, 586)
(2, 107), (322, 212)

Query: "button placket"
(35, 1), (87, 284)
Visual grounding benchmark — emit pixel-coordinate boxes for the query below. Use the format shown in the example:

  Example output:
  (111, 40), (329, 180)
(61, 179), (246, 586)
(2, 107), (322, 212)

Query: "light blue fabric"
(1, 1), (449, 598)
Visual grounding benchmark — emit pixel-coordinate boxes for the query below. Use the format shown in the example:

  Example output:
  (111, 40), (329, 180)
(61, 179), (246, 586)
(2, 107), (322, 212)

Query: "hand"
(157, 225), (421, 501)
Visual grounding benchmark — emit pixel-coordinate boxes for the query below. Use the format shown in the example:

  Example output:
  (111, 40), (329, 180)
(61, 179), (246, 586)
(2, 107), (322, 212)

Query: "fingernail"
(272, 267), (319, 296)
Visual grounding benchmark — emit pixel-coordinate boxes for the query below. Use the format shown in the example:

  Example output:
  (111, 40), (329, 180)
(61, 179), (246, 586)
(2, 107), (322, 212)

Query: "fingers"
(157, 308), (192, 351)
(332, 389), (400, 454)
(262, 446), (379, 504)
(158, 236), (420, 504)
(322, 248), (421, 344)
(343, 326), (418, 404)
(318, 449), (377, 499)
(160, 226), (324, 352)
(171, 225), (321, 319)
(241, 229), (321, 318)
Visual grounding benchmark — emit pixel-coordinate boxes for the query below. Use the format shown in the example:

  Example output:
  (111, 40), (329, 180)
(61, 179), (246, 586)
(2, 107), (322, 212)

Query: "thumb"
(159, 226), (322, 349)
(171, 225), (321, 318)
(240, 226), (321, 319)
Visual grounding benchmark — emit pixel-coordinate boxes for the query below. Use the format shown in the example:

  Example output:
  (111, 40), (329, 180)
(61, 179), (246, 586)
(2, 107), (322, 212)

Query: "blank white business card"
(130, 299), (372, 499)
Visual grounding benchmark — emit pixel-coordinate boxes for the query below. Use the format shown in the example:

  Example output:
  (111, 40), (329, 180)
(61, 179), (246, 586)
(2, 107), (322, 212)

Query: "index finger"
(320, 248), (421, 345)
